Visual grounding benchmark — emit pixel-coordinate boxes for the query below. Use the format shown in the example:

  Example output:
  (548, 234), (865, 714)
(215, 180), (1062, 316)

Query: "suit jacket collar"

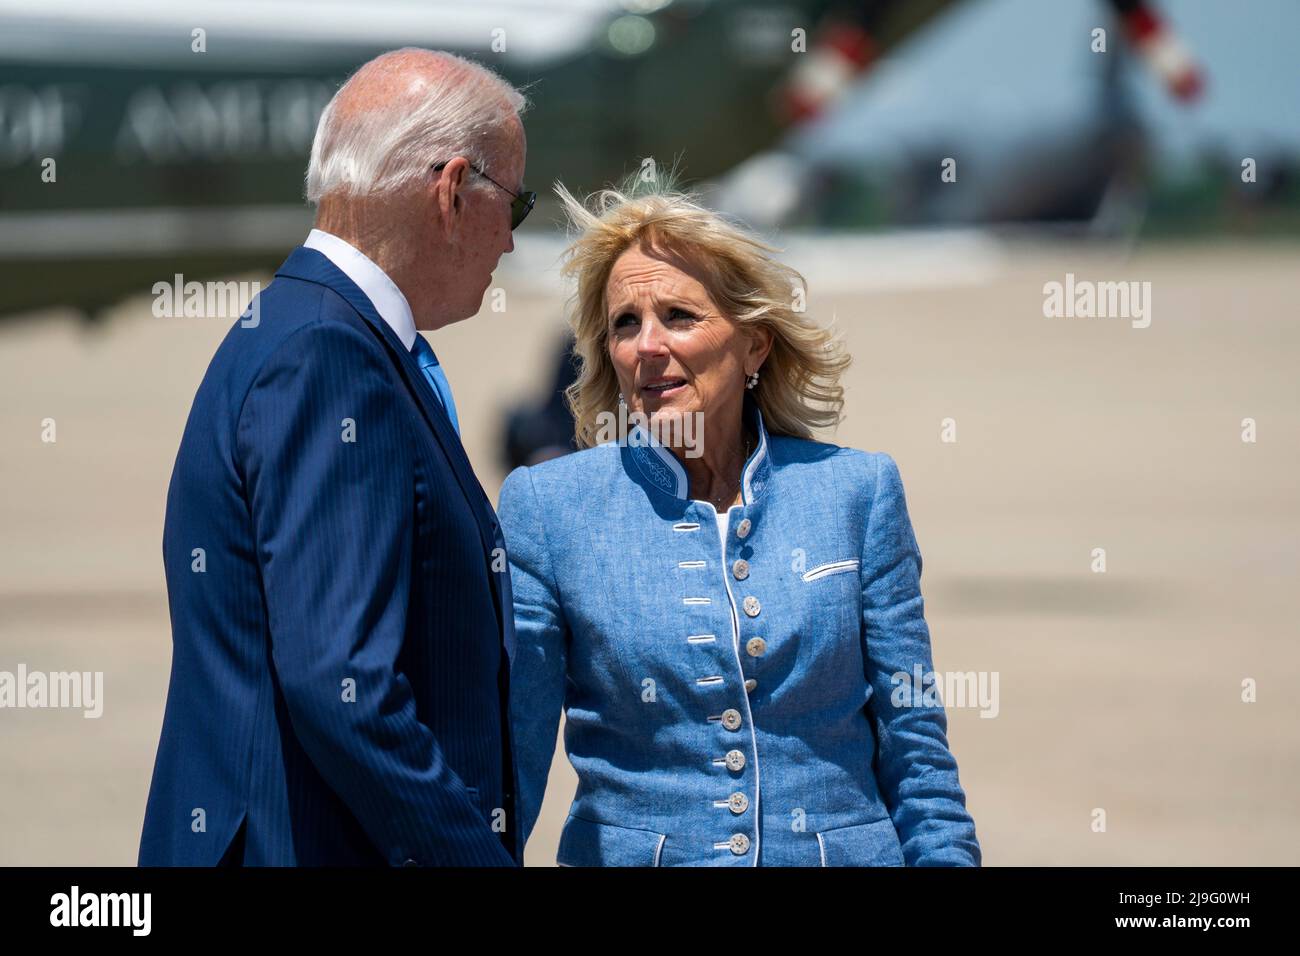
(276, 245), (392, 339)
(301, 228), (417, 350)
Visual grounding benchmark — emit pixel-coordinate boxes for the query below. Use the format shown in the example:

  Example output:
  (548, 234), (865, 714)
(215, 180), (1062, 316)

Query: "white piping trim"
(656, 444), (689, 499)
(801, 559), (860, 582)
(816, 832), (827, 867)
(696, 676), (724, 685)
(698, 499), (762, 867)
(741, 406), (769, 504)
(673, 522), (700, 532)
(683, 597), (711, 606)
(687, 634), (717, 644)
(653, 833), (666, 867)
(678, 560), (706, 569)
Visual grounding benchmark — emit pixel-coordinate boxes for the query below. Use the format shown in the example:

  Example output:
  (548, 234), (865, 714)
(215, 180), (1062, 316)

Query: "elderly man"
(139, 49), (532, 866)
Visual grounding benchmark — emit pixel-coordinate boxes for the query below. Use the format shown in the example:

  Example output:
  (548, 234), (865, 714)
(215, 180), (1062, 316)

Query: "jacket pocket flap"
(556, 814), (666, 867)
(802, 559), (860, 582)
(817, 817), (906, 867)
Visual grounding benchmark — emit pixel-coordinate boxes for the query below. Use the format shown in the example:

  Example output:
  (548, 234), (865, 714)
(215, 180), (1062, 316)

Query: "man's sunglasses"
(431, 160), (536, 230)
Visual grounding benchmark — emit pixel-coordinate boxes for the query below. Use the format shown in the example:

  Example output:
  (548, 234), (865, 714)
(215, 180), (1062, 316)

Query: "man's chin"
(467, 277), (495, 317)
(457, 292), (489, 322)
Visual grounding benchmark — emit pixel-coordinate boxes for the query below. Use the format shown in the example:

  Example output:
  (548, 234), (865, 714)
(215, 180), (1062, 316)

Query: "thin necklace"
(711, 432), (752, 510)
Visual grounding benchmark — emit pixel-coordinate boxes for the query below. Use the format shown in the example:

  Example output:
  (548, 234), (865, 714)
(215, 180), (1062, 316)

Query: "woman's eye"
(668, 308), (696, 321)
(611, 313), (637, 330)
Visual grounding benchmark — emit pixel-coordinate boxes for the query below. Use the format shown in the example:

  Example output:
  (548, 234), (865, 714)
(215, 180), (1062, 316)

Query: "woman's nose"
(635, 316), (668, 356)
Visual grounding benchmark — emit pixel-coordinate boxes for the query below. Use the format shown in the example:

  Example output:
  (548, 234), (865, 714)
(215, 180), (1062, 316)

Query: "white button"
(732, 559), (749, 580)
(742, 596), (761, 617)
(729, 833), (751, 855)
(745, 637), (766, 657)
(736, 518), (751, 539)
(721, 708), (742, 731)
(744, 678), (757, 693)
(728, 792), (749, 814)
(725, 749), (746, 772)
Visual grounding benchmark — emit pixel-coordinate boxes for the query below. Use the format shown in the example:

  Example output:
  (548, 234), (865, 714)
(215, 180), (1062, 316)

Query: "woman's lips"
(642, 380), (687, 397)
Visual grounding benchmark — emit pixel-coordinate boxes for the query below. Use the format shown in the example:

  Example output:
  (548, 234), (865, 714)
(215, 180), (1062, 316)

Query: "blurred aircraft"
(0, 0), (958, 319)
(713, 0), (1216, 231)
(1, 0), (1273, 325)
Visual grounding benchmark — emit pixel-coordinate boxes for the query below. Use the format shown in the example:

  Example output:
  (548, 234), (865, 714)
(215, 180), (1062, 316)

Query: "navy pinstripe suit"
(139, 247), (520, 866)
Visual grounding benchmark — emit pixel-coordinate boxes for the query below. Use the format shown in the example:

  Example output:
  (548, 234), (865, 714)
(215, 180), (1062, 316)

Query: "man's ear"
(434, 157), (471, 242)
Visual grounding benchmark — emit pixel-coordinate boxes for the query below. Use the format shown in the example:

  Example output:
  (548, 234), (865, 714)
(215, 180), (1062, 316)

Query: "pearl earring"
(618, 392), (627, 406)
(745, 370), (760, 390)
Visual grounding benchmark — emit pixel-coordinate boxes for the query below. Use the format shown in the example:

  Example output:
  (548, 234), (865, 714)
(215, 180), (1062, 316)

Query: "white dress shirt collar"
(303, 228), (417, 351)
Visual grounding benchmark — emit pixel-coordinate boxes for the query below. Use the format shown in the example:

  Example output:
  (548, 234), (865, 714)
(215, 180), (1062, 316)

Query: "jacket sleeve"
(859, 452), (981, 866)
(497, 465), (569, 850)
(238, 320), (515, 867)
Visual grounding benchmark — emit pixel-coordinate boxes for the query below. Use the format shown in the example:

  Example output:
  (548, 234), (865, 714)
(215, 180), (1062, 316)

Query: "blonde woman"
(497, 182), (979, 867)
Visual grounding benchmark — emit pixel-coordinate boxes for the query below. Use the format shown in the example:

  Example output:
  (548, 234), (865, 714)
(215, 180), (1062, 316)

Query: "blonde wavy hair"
(556, 178), (851, 449)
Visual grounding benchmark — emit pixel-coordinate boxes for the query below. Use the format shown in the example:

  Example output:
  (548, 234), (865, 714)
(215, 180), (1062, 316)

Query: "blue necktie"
(410, 335), (460, 435)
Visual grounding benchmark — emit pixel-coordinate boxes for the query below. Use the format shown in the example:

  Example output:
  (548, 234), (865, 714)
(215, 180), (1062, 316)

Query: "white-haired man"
(140, 48), (532, 866)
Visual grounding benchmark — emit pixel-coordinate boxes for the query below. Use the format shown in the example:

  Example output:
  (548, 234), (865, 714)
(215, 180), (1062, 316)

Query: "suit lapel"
(274, 247), (512, 645)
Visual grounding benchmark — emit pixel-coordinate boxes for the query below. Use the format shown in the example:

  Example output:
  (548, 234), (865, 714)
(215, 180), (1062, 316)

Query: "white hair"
(305, 48), (527, 204)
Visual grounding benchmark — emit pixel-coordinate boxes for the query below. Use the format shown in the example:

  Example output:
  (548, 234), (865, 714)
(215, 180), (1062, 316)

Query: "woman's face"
(605, 243), (767, 430)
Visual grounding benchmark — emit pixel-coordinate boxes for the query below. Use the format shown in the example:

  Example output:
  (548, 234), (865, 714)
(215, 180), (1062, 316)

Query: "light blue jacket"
(498, 397), (980, 866)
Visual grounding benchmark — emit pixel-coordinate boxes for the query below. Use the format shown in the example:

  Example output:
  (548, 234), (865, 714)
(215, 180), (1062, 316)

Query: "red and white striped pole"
(1114, 0), (1204, 102)
(778, 20), (876, 125)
